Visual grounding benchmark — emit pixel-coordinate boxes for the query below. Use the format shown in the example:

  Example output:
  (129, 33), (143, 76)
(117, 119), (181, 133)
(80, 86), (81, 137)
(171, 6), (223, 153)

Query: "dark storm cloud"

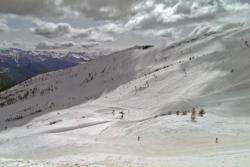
(0, 0), (62, 16)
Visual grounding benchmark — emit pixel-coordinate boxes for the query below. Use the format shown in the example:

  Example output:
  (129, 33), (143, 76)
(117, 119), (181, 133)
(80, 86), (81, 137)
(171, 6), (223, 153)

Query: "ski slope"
(0, 27), (250, 166)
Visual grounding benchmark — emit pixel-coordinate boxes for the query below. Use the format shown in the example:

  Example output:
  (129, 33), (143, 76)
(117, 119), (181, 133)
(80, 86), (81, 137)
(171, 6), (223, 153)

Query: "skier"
(120, 111), (124, 119)
(134, 86), (137, 95)
(137, 136), (141, 141)
(245, 40), (249, 48)
(215, 138), (219, 143)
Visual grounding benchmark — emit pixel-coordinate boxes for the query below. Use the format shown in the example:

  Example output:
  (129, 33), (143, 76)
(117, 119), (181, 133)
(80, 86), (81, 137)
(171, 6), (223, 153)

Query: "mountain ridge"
(0, 48), (95, 91)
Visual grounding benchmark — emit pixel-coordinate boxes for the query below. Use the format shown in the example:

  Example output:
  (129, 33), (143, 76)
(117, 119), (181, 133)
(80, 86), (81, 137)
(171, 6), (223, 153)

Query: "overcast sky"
(0, 0), (250, 50)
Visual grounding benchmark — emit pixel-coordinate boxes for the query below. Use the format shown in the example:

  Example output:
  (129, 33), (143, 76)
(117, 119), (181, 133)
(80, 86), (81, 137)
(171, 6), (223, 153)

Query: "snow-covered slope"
(1, 27), (250, 166)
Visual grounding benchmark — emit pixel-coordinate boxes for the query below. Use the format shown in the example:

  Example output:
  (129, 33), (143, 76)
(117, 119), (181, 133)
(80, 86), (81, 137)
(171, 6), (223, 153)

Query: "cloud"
(113, 0), (250, 42)
(126, 0), (227, 30)
(189, 22), (245, 38)
(71, 28), (115, 42)
(0, 40), (30, 49)
(60, 0), (140, 20)
(31, 19), (115, 42)
(12, 41), (21, 46)
(31, 19), (72, 38)
(0, 0), (63, 17)
(0, 18), (9, 32)
(0, 22), (9, 32)
(142, 28), (179, 39)
(35, 41), (77, 50)
(35, 42), (61, 50)
(189, 24), (218, 37)
(60, 41), (75, 48)
(0, 0), (140, 20)
(97, 23), (126, 34)
(0, 0), (249, 25)
(80, 42), (99, 49)
(35, 41), (101, 50)
(1, 0), (250, 48)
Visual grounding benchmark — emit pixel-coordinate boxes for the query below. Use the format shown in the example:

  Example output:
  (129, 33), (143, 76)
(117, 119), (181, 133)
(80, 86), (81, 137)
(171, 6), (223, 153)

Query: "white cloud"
(189, 24), (218, 37)
(115, 0), (250, 42)
(31, 19), (115, 42)
(31, 19), (72, 38)
(80, 42), (99, 49)
(143, 28), (179, 39)
(35, 41), (101, 50)
(35, 41), (77, 50)
(0, 18), (9, 32)
(189, 22), (245, 37)
(0, 22), (9, 32)
(97, 23), (126, 34)
(60, 0), (141, 20)
(71, 29), (115, 42)
(126, 0), (227, 30)
(12, 41), (21, 46)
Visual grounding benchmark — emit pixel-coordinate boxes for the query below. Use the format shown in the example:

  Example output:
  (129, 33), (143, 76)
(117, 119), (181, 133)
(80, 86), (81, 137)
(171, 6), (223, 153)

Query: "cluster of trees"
(5, 114), (23, 122)
(0, 83), (57, 108)
(0, 87), (39, 107)
(0, 73), (16, 92)
(190, 108), (206, 122)
(175, 108), (206, 122)
(80, 72), (97, 86)
(4, 101), (56, 125)
(40, 85), (55, 96)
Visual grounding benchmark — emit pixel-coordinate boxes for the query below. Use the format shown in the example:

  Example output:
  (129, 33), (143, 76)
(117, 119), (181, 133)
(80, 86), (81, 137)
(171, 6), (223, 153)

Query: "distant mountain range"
(0, 48), (95, 91)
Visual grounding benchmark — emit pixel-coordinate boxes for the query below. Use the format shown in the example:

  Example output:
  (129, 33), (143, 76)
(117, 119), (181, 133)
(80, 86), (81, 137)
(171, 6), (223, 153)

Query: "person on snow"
(119, 111), (124, 119)
(134, 86), (137, 95)
(245, 40), (249, 48)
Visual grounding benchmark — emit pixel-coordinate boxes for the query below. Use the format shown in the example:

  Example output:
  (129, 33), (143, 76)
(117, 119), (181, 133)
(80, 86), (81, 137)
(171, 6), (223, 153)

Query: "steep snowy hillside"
(1, 27), (250, 166)
(0, 48), (95, 91)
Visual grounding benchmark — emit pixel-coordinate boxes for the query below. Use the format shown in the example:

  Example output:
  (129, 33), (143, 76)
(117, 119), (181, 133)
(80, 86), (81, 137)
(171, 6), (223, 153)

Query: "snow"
(0, 28), (250, 166)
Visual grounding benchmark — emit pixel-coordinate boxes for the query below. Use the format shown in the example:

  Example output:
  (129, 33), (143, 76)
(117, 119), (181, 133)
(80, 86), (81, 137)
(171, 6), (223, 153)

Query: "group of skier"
(112, 109), (124, 119)
(111, 109), (219, 143)
(111, 109), (141, 142)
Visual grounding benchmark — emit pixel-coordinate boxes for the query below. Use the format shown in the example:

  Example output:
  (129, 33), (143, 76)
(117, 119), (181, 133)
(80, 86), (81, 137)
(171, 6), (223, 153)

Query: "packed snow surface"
(0, 28), (250, 166)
